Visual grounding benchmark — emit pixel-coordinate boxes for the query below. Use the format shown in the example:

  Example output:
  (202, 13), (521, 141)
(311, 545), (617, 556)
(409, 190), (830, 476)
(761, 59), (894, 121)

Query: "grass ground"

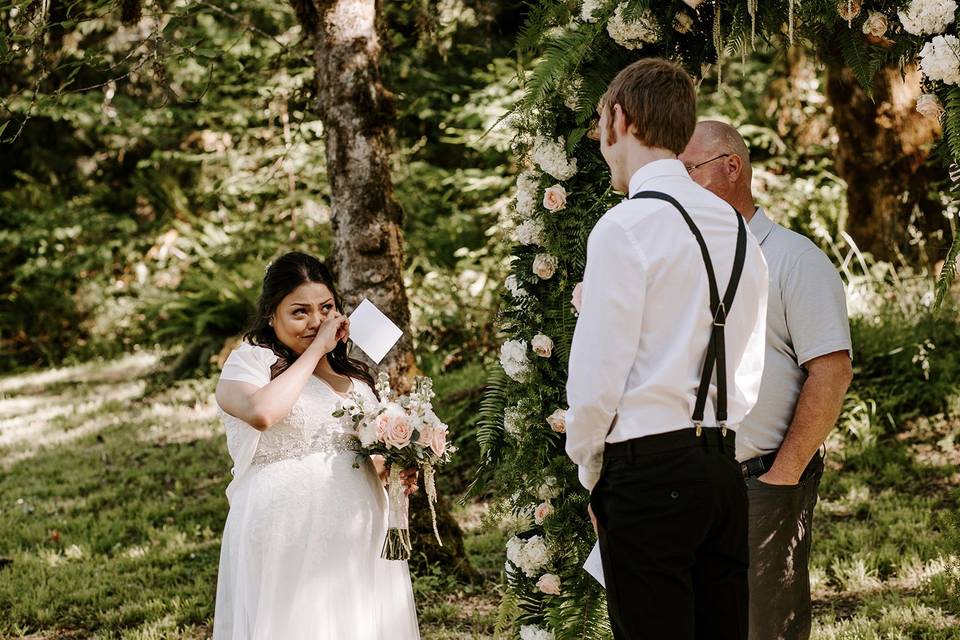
(0, 353), (957, 639)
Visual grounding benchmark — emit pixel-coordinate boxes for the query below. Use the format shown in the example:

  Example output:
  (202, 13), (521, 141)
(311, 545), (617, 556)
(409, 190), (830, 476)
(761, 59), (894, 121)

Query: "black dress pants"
(590, 428), (749, 640)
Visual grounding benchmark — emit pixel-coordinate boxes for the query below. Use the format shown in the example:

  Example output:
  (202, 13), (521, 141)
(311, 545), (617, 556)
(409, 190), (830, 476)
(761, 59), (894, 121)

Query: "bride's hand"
(307, 312), (349, 356)
(400, 468), (418, 496)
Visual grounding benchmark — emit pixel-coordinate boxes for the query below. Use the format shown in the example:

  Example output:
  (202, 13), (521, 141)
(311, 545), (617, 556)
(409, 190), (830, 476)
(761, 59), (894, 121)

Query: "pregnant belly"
(228, 452), (387, 549)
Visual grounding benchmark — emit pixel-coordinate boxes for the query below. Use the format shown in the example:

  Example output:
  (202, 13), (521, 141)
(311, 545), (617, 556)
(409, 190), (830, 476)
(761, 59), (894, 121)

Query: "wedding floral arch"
(475, 1), (959, 638)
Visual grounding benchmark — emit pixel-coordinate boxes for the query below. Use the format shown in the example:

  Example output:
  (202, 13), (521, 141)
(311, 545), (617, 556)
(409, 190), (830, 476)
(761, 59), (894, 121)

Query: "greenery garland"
(476, 1), (959, 638)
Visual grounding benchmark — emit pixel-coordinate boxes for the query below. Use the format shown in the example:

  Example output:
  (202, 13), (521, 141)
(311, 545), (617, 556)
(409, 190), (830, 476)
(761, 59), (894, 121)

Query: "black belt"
(630, 191), (747, 436)
(606, 427), (736, 461)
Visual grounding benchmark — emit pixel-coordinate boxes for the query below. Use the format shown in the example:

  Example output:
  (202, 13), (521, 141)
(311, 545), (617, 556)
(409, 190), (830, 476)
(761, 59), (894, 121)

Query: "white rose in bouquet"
(532, 253), (558, 280)
(546, 408), (567, 433)
(532, 333), (554, 358)
(537, 573), (562, 595)
(916, 93), (945, 120)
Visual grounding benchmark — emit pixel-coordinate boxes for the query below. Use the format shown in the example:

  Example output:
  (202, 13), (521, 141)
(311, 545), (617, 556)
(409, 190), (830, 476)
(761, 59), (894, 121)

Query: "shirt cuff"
(578, 462), (602, 492)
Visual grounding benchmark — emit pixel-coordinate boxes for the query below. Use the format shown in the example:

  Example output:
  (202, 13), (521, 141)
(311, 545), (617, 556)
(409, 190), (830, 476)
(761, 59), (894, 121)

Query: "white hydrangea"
(520, 624), (555, 640)
(580, 0), (603, 23)
(530, 135), (577, 181)
(503, 405), (523, 437)
(500, 339), (530, 381)
(607, 2), (660, 50)
(513, 218), (546, 246)
(898, 0), (956, 36)
(505, 274), (529, 299)
(506, 535), (552, 577)
(537, 475), (561, 500)
(515, 170), (541, 217)
(919, 35), (960, 86)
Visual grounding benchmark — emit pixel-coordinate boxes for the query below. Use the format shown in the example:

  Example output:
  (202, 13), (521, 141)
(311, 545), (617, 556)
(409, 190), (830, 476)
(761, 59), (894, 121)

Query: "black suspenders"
(629, 191), (748, 436)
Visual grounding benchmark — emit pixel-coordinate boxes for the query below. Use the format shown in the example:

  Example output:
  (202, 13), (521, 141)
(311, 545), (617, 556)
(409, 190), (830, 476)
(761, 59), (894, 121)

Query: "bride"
(212, 251), (420, 639)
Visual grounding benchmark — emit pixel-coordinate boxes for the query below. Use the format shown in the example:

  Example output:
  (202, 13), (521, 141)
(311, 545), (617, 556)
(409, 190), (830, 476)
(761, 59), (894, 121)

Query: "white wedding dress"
(212, 342), (420, 640)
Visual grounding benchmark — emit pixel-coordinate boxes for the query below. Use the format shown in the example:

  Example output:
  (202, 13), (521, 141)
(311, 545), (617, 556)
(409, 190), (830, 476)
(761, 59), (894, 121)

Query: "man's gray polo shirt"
(736, 208), (852, 462)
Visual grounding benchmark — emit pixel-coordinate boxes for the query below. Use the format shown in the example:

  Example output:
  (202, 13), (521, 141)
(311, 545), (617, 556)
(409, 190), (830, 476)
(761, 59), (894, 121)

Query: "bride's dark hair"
(244, 251), (375, 388)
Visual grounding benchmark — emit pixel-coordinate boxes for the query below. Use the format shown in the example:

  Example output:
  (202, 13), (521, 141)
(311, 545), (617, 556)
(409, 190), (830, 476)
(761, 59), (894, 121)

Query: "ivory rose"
(547, 408), (567, 433)
(532, 333), (553, 358)
(533, 254), (558, 280)
(916, 93), (945, 120)
(542, 184), (567, 211)
(537, 573), (562, 595)
(862, 11), (888, 37)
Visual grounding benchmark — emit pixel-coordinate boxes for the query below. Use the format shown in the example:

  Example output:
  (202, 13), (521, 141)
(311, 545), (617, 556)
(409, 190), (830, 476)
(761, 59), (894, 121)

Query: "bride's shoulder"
(220, 341), (279, 388)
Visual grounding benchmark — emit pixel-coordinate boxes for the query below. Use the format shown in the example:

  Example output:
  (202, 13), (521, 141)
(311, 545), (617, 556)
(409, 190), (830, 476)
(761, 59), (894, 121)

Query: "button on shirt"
(735, 208), (852, 461)
(565, 159), (769, 491)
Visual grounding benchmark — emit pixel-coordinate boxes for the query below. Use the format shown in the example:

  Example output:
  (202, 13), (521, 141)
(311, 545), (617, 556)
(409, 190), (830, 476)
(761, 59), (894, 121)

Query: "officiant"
(680, 121), (853, 640)
(564, 59), (768, 640)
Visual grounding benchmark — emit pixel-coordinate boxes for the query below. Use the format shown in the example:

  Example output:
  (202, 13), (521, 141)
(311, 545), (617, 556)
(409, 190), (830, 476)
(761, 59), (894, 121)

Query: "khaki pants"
(745, 454), (823, 640)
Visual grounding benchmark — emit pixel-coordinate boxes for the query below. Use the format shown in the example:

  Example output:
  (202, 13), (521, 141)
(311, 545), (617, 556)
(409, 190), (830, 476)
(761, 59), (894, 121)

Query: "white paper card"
(347, 298), (403, 364)
(584, 541), (605, 588)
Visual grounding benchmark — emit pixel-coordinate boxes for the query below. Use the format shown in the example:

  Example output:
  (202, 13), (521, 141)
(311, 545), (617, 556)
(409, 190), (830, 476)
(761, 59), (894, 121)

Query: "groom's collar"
(748, 207), (775, 245)
(627, 159), (688, 197)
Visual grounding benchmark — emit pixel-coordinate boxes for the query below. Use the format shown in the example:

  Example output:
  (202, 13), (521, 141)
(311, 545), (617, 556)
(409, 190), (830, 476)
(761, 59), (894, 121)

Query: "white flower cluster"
(580, 0), (603, 23)
(520, 624), (555, 640)
(562, 76), (583, 111)
(531, 135), (577, 181)
(537, 476), (561, 500)
(506, 535), (551, 577)
(607, 2), (660, 50)
(515, 170), (541, 217)
(513, 218), (546, 246)
(898, 0), (956, 36)
(503, 405), (523, 438)
(500, 339), (530, 381)
(919, 35), (960, 85)
(505, 274), (529, 299)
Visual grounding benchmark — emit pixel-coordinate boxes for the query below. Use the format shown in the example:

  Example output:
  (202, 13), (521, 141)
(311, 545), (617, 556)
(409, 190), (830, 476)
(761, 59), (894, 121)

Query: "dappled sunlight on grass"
(0, 352), (159, 396)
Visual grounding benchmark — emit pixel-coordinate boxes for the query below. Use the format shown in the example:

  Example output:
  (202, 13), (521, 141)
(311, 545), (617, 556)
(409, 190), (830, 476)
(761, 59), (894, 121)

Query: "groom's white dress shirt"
(565, 159), (769, 491)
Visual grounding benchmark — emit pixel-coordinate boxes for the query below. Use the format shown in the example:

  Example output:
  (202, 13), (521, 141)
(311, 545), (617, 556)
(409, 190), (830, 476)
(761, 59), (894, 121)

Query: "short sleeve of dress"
(220, 342), (278, 388)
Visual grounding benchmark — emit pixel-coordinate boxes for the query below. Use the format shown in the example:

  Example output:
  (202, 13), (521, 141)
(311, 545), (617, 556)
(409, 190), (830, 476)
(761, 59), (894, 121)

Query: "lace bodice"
(219, 377), (364, 468)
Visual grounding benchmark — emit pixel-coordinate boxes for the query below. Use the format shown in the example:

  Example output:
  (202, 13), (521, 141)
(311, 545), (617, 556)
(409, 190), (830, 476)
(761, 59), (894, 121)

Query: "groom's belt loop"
(629, 190), (748, 435)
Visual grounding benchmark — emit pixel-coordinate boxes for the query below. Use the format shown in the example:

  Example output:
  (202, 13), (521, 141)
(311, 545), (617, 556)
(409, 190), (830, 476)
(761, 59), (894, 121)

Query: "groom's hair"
(600, 58), (696, 154)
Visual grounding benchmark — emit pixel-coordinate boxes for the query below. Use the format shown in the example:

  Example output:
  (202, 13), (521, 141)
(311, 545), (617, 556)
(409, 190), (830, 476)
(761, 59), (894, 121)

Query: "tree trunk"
(825, 63), (945, 263)
(288, 0), (477, 583)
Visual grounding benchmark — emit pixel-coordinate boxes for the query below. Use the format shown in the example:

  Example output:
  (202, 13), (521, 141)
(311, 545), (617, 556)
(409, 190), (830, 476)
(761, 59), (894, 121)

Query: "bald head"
(679, 120), (755, 218)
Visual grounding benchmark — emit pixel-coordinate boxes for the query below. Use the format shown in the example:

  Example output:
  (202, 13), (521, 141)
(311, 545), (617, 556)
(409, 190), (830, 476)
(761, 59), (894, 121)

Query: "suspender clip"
(713, 302), (727, 327)
(694, 422), (702, 437)
(720, 423), (728, 437)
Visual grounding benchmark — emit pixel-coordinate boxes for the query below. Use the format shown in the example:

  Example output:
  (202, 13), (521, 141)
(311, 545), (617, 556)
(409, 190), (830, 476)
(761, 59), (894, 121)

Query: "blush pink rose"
(537, 573), (561, 595)
(419, 420), (448, 457)
(379, 412), (414, 449)
(534, 501), (554, 525)
(532, 333), (553, 358)
(542, 184), (568, 212)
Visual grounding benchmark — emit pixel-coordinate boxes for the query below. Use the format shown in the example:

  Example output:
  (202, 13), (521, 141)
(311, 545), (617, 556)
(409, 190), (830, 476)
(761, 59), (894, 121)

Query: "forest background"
(1, 0), (959, 638)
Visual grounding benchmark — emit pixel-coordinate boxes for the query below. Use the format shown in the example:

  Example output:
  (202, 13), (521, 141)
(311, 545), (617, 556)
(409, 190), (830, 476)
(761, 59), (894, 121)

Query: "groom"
(565, 58), (768, 640)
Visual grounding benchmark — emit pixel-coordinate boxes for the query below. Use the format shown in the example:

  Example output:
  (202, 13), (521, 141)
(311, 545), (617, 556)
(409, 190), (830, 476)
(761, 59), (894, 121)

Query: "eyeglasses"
(684, 154), (731, 173)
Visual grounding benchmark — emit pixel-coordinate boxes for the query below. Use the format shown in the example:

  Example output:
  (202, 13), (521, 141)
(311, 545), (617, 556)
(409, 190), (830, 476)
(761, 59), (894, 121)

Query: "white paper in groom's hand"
(584, 541), (605, 588)
(347, 298), (403, 364)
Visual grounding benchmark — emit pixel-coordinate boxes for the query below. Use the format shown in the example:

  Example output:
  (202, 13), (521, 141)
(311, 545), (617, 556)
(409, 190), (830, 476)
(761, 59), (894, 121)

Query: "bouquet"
(333, 372), (456, 560)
